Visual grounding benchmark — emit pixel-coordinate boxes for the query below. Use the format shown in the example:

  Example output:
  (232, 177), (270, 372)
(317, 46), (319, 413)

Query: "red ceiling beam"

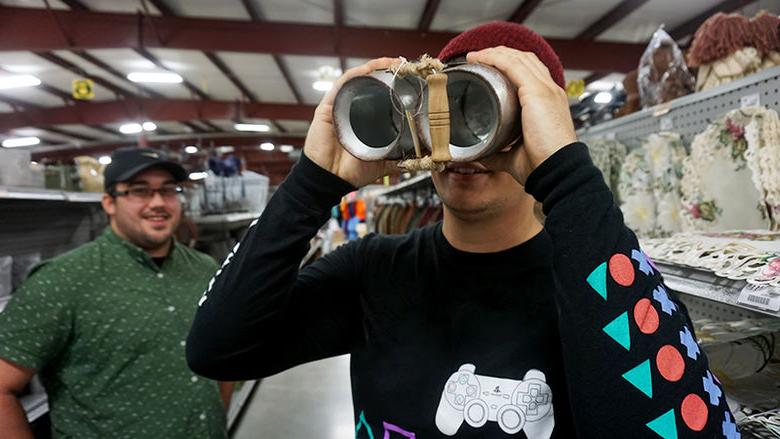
(0, 98), (315, 132)
(508, 0), (545, 23)
(0, 6), (645, 72)
(575, 0), (650, 40)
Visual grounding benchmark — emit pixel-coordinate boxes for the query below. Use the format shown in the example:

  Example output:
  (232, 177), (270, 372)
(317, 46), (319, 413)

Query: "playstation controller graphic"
(435, 364), (555, 437)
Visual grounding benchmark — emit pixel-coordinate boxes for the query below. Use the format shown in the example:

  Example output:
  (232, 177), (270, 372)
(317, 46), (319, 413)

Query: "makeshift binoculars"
(333, 63), (522, 164)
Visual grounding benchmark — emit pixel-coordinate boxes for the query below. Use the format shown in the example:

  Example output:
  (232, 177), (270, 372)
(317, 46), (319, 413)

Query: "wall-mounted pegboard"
(578, 66), (780, 150)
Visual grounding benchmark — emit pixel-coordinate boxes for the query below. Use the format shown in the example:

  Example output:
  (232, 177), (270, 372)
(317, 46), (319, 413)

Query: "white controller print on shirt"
(435, 364), (555, 437)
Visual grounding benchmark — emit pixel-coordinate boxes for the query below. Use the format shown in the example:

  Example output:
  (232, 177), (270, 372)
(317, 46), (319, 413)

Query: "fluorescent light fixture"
(2, 136), (40, 147)
(260, 142), (275, 151)
(98, 155), (112, 165)
(127, 72), (183, 84)
(184, 145), (199, 154)
(119, 123), (143, 134)
(0, 74), (41, 90)
(588, 81), (618, 92)
(234, 123), (270, 132)
(189, 171), (208, 180)
(594, 91), (613, 104)
(142, 121), (157, 131)
(280, 144), (294, 153)
(312, 80), (333, 92)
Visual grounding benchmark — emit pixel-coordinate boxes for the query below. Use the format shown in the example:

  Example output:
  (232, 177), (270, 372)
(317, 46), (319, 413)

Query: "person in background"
(188, 22), (735, 438)
(0, 147), (231, 438)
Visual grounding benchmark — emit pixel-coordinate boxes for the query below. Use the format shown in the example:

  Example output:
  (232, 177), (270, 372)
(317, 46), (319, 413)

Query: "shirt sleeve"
(525, 143), (737, 438)
(186, 154), (366, 381)
(0, 262), (74, 371)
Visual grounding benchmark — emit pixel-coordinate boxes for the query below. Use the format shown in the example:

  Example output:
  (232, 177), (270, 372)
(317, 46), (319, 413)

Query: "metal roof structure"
(0, 0), (776, 183)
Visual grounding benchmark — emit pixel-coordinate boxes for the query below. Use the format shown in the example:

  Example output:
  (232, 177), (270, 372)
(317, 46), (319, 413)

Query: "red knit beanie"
(438, 21), (566, 89)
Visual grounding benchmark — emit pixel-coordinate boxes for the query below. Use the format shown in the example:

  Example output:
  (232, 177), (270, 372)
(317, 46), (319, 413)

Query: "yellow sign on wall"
(72, 79), (94, 100)
(565, 79), (585, 98)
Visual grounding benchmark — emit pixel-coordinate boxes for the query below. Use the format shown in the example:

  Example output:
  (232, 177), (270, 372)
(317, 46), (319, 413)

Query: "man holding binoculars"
(188, 22), (735, 438)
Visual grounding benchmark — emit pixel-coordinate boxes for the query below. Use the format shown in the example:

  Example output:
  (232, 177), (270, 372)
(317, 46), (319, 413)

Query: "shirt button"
(199, 413), (206, 421)
(157, 273), (164, 278)
(180, 340), (186, 347)
(167, 306), (175, 312)
(191, 376), (199, 383)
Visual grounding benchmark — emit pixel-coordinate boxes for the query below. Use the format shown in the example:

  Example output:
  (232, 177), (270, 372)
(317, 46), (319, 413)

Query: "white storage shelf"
(0, 186), (102, 203)
(19, 393), (48, 423)
(656, 262), (779, 320)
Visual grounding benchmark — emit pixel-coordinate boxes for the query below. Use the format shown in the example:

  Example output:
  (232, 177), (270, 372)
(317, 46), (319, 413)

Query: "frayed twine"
(398, 156), (446, 172)
(390, 54), (445, 80)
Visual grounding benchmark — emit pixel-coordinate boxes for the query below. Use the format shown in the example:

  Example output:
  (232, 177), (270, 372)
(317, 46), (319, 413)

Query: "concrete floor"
(231, 355), (354, 439)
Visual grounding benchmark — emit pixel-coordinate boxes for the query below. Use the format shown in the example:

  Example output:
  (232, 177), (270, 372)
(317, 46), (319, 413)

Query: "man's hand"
(466, 46), (577, 185)
(304, 57), (401, 188)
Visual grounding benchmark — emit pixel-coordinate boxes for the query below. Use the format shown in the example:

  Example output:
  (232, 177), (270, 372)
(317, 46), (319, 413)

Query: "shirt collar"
(100, 227), (178, 271)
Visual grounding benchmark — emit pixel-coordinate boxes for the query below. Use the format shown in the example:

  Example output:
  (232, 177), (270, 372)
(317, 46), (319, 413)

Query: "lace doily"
(643, 230), (780, 286)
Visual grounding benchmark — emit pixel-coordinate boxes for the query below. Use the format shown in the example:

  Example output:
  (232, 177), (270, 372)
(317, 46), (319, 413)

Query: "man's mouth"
(444, 163), (490, 175)
(144, 213), (171, 222)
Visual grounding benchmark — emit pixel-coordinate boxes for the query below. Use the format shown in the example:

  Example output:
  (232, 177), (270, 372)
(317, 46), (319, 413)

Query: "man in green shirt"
(0, 147), (231, 438)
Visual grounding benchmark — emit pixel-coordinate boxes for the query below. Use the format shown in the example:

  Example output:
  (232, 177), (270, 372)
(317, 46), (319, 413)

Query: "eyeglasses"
(112, 185), (184, 200)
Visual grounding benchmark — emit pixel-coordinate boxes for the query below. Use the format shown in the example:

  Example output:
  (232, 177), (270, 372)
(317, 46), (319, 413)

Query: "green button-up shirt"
(0, 228), (227, 438)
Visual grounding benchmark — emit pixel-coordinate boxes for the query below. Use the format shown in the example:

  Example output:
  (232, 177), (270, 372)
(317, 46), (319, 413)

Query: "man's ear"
(101, 193), (116, 217)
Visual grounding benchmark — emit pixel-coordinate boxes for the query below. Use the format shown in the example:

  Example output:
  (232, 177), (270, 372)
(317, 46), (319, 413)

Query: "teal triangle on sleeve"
(587, 262), (608, 300)
(602, 311), (631, 350)
(646, 409), (678, 439)
(355, 411), (375, 439)
(622, 359), (652, 398)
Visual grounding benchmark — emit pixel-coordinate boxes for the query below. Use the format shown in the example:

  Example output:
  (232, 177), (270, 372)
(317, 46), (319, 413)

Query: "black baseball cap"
(103, 147), (188, 191)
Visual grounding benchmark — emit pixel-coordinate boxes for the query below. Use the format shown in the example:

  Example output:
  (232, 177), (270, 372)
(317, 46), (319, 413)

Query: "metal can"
(333, 63), (521, 163)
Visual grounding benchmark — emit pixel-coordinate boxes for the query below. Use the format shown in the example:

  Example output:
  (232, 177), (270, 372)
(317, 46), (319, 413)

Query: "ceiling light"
(119, 123), (143, 134)
(189, 171), (208, 180)
(127, 72), (183, 84)
(184, 145), (198, 154)
(279, 144), (294, 153)
(2, 136), (40, 148)
(312, 80), (333, 92)
(260, 142), (275, 151)
(587, 81), (619, 92)
(98, 155), (112, 165)
(0, 74), (41, 90)
(142, 121), (157, 131)
(312, 65), (340, 92)
(594, 91), (613, 104)
(234, 123), (270, 132)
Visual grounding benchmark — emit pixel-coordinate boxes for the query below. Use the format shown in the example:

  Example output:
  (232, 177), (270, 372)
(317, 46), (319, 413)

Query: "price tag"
(740, 93), (760, 108)
(660, 117), (674, 131)
(737, 284), (780, 312)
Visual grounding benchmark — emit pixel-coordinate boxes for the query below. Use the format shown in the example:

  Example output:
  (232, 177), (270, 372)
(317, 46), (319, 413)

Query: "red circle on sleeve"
(634, 298), (659, 334)
(609, 254), (635, 286)
(656, 345), (685, 382)
(681, 394), (708, 431)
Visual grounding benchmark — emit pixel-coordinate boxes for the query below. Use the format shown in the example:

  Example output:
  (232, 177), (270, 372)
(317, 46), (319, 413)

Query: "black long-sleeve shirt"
(187, 143), (737, 438)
